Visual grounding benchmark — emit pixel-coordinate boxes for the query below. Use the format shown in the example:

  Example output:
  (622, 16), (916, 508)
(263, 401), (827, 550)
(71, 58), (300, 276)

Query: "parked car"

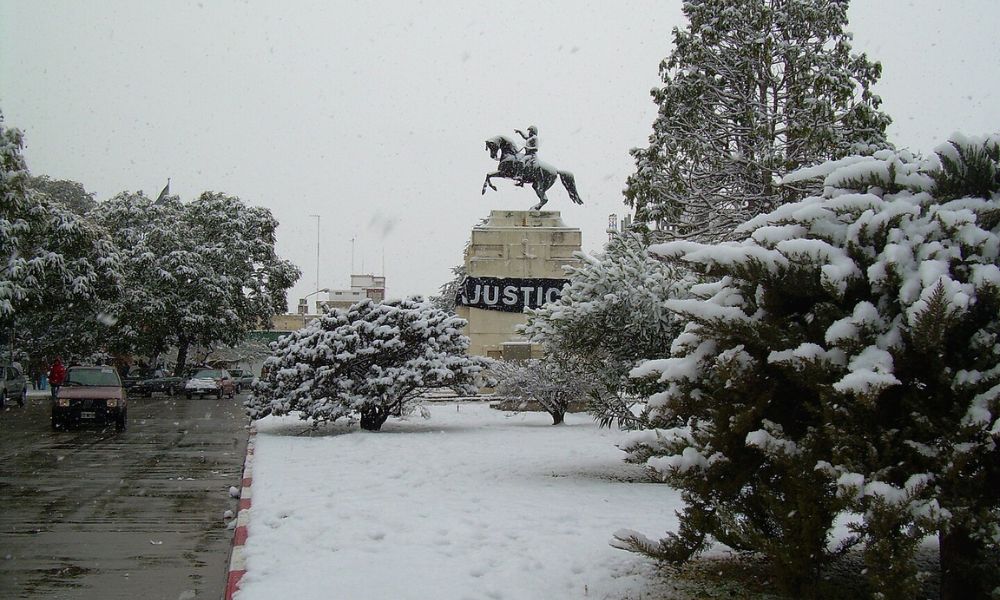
(185, 368), (237, 399)
(1, 363), (28, 408)
(52, 365), (127, 431)
(228, 368), (255, 392)
(122, 372), (146, 392)
(132, 369), (185, 397)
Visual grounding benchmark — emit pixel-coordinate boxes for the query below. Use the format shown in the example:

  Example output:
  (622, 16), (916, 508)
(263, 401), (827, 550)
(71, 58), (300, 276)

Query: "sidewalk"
(230, 402), (682, 600)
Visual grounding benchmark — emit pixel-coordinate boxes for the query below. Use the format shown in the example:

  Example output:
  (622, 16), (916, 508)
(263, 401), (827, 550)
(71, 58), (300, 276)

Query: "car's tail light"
(58, 398), (69, 407)
(106, 399), (118, 407)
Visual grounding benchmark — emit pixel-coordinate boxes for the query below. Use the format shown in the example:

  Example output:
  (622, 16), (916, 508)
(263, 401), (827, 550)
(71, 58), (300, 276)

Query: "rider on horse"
(513, 125), (538, 187)
(482, 130), (583, 210)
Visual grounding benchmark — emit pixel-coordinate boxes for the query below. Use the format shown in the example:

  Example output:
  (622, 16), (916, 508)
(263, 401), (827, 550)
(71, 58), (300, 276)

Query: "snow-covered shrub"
(492, 357), (600, 425)
(617, 134), (1000, 598)
(247, 297), (491, 431)
(522, 233), (692, 429)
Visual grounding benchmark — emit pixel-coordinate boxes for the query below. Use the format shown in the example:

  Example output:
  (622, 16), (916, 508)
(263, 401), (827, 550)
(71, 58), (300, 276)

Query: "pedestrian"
(30, 365), (42, 390)
(48, 357), (66, 400)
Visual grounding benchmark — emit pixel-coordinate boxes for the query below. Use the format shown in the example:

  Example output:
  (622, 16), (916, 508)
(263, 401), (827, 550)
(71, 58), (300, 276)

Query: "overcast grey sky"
(1, 1), (997, 309)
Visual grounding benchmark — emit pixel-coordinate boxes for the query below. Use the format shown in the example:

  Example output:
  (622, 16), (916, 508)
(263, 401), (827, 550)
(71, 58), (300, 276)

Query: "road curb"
(225, 426), (256, 600)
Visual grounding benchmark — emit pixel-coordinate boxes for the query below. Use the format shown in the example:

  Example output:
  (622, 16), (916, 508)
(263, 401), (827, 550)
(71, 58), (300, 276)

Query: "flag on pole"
(154, 178), (171, 204)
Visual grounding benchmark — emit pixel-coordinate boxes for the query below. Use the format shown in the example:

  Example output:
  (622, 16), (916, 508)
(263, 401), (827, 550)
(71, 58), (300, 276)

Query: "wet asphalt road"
(0, 391), (249, 600)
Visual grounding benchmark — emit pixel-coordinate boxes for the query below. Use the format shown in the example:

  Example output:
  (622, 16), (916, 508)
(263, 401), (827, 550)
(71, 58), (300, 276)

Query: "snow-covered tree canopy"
(27, 175), (97, 215)
(521, 233), (692, 428)
(625, 0), (891, 243)
(248, 297), (492, 431)
(618, 134), (1000, 597)
(1, 114), (122, 356)
(91, 191), (300, 371)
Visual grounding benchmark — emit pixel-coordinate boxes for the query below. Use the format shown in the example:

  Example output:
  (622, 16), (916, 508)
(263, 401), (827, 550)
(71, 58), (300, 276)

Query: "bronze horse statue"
(481, 135), (583, 210)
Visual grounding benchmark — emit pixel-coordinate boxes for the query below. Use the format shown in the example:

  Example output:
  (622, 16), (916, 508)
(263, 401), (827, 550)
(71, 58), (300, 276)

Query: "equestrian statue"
(481, 125), (583, 211)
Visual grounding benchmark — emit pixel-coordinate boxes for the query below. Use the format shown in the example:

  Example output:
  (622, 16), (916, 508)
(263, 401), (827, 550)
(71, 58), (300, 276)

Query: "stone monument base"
(456, 210), (581, 359)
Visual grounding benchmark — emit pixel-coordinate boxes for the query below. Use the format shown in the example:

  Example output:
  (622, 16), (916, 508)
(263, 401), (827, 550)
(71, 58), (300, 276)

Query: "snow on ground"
(237, 401), (683, 600)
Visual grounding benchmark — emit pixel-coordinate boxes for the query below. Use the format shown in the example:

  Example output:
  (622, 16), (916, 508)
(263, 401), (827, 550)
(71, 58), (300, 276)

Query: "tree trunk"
(549, 410), (565, 425)
(174, 337), (190, 377)
(360, 405), (389, 431)
(940, 525), (989, 600)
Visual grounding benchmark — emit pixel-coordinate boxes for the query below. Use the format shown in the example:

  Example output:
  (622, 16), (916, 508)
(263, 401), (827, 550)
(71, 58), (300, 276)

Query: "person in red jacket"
(48, 357), (66, 400)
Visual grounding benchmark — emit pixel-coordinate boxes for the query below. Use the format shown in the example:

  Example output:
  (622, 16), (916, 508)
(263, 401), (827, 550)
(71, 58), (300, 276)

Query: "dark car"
(132, 369), (185, 397)
(1, 363), (28, 408)
(52, 366), (127, 431)
(122, 372), (146, 392)
(228, 368), (255, 392)
(184, 368), (237, 399)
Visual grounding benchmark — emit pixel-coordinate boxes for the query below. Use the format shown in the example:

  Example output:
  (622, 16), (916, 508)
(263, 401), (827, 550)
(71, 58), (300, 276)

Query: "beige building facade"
(456, 210), (581, 358)
(271, 312), (314, 332)
(294, 274), (387, 315)
(318, 274), (386, 312)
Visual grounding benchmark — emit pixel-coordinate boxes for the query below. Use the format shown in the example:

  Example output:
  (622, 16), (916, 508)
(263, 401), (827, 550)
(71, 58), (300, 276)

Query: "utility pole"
(309, 214), (321, 292)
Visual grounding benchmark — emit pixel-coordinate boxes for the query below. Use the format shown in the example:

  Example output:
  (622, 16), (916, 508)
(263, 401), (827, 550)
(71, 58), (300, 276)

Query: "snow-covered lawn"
(237, 401), (683, 600)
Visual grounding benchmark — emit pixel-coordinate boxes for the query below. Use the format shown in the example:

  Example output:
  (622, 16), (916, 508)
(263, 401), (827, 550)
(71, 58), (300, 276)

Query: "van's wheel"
(217, 389), (223, 400)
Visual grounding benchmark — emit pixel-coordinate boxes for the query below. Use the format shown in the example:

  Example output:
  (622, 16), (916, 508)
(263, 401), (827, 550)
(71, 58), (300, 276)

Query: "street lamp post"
(301, 287), (330, 315)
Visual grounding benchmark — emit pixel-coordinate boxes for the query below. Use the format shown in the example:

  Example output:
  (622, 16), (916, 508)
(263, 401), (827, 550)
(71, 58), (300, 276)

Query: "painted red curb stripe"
(225, 427), (256, 600)
(234, 525), (249, 546)
(226, 570), (246, 599)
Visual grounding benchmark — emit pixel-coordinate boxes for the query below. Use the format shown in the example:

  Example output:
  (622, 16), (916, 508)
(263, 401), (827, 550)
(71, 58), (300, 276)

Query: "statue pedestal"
(457, 210), (581, 358)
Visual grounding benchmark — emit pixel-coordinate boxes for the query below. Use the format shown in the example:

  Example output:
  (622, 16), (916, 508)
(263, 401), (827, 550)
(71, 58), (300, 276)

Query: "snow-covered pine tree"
(1, 113), (122, 358)
(625, 0), (891, 243)
(616, 135), (1000, 598)
(521, 232), (692, 429)
(813, 136), (1000, 600)
(247, 297), (491, 431)
(430, 263), (465, 315)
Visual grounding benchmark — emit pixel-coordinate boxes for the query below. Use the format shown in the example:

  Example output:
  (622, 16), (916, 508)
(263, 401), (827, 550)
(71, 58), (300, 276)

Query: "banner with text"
(456, 276), (567, 313)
